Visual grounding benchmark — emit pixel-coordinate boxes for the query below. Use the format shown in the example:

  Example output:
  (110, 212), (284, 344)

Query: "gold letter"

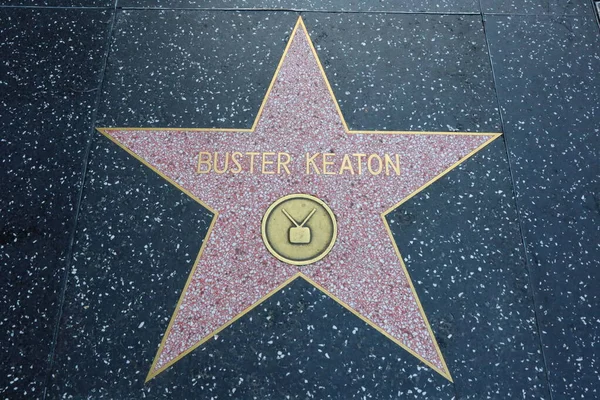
(246, 152), (259, 174)
(338, 154), (355, 175)
(352, 153), (366, 175)
(197, 152), (212, 174)
(262, 152), (275, 174)
(231, 152), (243, 174)
(306, 153), (321, 174)
(213, 152), (229, 174)
(277, 152), (291, 174)
(322, 153), (335, 175)
(385, 154), (400, 176)
(367, 154), (383, 175)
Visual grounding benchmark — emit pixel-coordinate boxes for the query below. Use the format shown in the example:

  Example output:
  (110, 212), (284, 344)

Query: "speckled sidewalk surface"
(1, 1), (599, 399)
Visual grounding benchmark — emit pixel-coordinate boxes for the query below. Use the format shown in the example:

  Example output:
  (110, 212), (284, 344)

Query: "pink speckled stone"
(104, 22), (496, 378)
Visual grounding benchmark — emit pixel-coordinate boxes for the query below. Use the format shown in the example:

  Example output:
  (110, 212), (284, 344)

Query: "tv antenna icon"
(282, 208), (317, 244)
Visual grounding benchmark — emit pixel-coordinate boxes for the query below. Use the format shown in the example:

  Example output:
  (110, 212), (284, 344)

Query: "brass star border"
(97, 17), (502, 383)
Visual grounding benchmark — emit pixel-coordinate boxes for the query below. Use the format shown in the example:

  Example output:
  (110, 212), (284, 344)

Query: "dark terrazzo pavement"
(118, 0), (481, 14)
(486, 13), (600, 399)
(0, 0), (114, 7)
(302, 13), (501, 132)
(0, 8), (113, 398)
(97, 11), (298, 129)
(387, 137), (550, 399)
(1, 2), (599, 399)
(480, 0), (590, 15)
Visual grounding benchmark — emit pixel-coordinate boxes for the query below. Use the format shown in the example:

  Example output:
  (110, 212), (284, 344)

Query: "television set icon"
(282, 208), (316, 244)
(262, 194), (337, 266)
(289, 226), (311, 244)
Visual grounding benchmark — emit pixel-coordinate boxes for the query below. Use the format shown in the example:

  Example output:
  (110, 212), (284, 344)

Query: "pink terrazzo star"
(99, 17), (500, 382)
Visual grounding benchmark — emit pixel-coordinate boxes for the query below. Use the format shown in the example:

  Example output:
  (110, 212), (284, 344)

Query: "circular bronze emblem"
(261, 194), (337, 266)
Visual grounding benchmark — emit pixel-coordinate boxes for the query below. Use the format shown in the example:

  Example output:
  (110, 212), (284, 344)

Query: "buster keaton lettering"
(196, 151), (401, 176)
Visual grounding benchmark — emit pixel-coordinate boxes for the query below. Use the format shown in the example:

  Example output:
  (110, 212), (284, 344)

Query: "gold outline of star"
(97, 17), (502, 383)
